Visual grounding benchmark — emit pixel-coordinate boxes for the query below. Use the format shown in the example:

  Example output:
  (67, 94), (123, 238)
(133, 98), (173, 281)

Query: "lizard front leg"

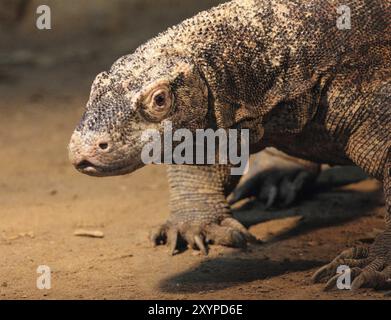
(150, 164), (257, 255)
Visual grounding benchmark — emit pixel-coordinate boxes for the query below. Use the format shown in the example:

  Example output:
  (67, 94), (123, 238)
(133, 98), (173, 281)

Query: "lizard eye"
(142, 85), (173, 121)
(153, 91), (168, 108)
(150, 87), (172, 113)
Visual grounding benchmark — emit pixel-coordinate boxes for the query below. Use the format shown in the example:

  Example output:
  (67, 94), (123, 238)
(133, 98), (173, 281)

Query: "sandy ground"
(0, 10), (390, 300)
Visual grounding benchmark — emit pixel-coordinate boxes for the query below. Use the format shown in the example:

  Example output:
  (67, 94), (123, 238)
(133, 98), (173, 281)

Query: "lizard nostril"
(98, 142), (109, 150)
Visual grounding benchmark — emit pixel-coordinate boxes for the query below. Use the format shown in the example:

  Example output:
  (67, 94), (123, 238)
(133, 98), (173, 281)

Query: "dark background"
(0, 0), (222, 70)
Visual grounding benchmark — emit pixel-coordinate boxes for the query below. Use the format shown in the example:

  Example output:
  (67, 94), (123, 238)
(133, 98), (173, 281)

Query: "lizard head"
(68, 53), (209, 177)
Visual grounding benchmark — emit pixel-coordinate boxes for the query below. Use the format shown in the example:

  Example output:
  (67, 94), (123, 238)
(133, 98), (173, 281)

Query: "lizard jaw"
(74, 159), (144, 177)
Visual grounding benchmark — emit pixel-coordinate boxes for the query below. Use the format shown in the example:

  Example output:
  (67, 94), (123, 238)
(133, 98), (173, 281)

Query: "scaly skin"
(151, 165), (258, 255)
(229, 148), (321, 208)
(68, 0), (391, 291)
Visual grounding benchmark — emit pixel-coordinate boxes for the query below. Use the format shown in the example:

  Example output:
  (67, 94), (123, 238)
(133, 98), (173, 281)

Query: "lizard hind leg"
(312, 75), (391, 291)
(313, 162), (391, 291)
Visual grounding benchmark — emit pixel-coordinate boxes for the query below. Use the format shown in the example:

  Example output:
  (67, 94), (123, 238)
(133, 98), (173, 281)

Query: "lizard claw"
(312, 231), (391, 291)
(229, 149), (319, 208)
(150, 217), (260, 255)
(230, 168), (315, 209)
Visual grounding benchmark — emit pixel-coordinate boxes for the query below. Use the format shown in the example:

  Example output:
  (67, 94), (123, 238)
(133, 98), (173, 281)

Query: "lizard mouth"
(75, 160), (99, 174)
(74, 159), (142, 177)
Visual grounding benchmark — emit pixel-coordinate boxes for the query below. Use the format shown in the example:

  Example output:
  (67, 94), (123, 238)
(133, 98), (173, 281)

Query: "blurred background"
(0, 0), (222, 78)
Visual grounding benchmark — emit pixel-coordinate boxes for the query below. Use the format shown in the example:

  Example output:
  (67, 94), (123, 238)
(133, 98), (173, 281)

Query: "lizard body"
(69, 0), (391, 291)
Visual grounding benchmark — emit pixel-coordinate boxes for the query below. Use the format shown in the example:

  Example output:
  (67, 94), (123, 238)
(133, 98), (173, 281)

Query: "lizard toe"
(150, 223), (168, 247)
(204, 218), (261, 248)
(150, 217), (260, 255)
(313, 230), (391, 291)
(230, 168), (316, 209)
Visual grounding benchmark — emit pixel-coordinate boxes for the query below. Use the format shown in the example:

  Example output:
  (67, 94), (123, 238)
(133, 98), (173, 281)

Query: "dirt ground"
(0, 3), (390, 301)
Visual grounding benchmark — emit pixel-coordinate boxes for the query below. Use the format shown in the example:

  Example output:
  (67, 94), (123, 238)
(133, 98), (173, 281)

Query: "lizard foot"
(229, 148), (319, 209)
(312, 230), (391, 291)
(150, 217), (259, 255)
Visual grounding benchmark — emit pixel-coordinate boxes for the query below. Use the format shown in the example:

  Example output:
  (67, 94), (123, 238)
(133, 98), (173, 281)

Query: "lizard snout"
(68, 131), (113, 175)
(68, 130), (142, 177)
